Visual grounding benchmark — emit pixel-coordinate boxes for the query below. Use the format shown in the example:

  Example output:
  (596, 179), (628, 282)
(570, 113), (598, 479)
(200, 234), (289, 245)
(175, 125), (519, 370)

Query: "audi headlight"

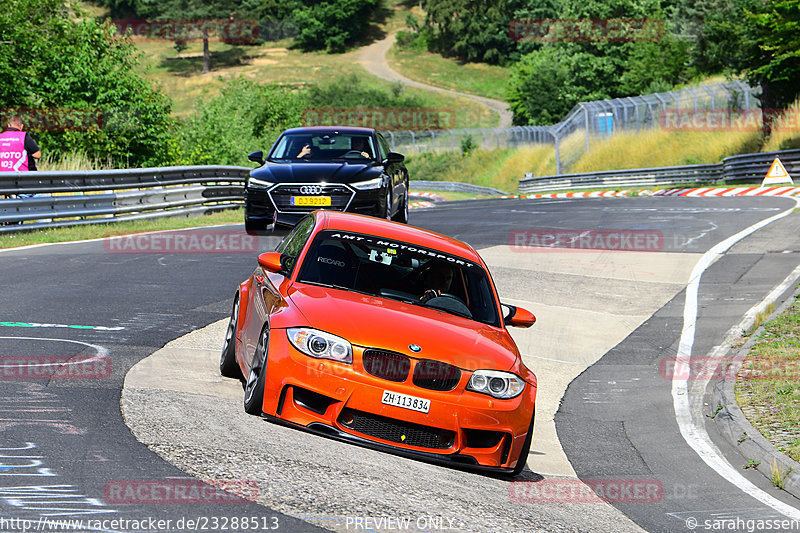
(351, 177), (383, 190)
(248, 177), (275, 189)
(287, 328), (352, 364)
(467, 370), (525, 399)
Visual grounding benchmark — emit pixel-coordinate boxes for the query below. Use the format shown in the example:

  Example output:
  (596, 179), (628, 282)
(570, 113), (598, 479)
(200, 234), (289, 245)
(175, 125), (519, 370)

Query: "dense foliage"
(409, 0), (800, 128)
(100, 0), (382, 53)
(0, 0), (174, 166)
(175, 79), (309, 166)
(174, 75), (426, 165)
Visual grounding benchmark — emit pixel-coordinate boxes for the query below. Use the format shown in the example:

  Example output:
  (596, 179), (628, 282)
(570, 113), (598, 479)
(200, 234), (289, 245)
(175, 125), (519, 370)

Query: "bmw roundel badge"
(409, 344), (422, 353)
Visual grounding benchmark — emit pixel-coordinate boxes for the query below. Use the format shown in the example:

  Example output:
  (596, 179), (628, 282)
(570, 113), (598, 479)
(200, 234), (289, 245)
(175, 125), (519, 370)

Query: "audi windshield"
(269, 132), (377, 162)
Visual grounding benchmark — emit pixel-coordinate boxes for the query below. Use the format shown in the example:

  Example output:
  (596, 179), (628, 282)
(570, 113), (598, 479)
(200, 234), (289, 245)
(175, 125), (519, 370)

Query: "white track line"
(672, 196), (800, 519)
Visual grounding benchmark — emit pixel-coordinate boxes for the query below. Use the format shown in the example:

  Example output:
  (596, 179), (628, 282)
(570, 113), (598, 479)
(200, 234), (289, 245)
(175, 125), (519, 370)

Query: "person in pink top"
(0, 115), (41, 172)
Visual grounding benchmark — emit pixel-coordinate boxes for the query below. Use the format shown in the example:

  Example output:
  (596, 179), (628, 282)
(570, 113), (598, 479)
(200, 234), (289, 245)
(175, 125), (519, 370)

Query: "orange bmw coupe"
(220, 210), (537, 475)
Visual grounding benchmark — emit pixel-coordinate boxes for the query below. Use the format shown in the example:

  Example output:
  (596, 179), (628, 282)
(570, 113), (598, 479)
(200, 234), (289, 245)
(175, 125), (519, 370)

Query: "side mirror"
(503, 304), (536, 328)
(257, 252), (283, 274)
(384, 151), (405, 164)
(248, 151), (265, 166)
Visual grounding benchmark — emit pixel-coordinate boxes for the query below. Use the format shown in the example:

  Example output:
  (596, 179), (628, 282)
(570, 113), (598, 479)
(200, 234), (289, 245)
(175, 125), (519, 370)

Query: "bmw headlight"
(248, 177), (275, 189)
(467, 370), (525, 399)
(287, 328), (353, 363)
(351, 177), (383, 190)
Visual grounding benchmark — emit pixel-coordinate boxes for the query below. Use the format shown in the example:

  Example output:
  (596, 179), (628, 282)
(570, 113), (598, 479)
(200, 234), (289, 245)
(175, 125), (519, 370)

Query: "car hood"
(286, 284), (520, 372)
(252, 161), (381, 184)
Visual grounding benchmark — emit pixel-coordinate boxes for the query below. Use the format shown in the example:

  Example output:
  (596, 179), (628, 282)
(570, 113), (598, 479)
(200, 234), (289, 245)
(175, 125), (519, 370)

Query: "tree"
(505, 0), (692, 125)
(0, 0), (174, 167)
(291, 0), (382, 52)
(741, 0), (800, 127)
(126, 0), (261, 73)
(176, 78), (309, 165)
(423, 0), (532, 65)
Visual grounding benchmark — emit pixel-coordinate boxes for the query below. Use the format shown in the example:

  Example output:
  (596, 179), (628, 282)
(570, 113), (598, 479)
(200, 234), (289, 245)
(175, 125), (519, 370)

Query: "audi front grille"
(268, 183), (355, 213)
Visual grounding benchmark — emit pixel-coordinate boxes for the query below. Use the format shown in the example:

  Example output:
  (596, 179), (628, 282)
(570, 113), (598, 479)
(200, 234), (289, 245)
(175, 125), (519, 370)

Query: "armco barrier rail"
(2, 148), (798, 233)
(519, 149), (800, 194)
(0, 166), (249, 233)
(409, 180), (509, 196)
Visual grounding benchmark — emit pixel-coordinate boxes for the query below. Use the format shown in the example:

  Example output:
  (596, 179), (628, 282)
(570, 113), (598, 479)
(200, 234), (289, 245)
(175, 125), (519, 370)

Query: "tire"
(511, 410), (535, 476)
(392, 188), (409, 224)
(384, 188), (393, 220)
(219, 296), (241, 379)
(243, 328), (269, 415)
(245, 218), (267, 235)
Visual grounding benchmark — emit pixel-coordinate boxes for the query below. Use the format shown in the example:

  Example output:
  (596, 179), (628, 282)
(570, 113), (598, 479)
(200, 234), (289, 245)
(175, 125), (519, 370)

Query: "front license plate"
(382, 390), (430, 413)
(291, 196), (331, 206)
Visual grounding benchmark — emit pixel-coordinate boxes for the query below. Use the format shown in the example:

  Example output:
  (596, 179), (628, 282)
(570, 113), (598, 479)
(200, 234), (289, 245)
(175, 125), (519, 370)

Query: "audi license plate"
(382, 390), (430, 413)
(292, 196), (331, 206)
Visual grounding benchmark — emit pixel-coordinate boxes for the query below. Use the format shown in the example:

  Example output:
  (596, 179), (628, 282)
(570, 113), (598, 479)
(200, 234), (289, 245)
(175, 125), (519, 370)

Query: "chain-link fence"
(384, 81), (761, 175)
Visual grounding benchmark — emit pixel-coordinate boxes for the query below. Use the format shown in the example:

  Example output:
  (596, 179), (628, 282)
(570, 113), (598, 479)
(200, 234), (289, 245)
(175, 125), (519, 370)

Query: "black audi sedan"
(244, 127), (410, 231)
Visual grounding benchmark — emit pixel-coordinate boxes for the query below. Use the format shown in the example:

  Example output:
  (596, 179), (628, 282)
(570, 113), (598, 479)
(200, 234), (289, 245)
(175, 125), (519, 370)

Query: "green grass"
(387, 45), (510, 101)
(0, 209), (244, 250)
(410, 190), (491, 201)
(407, 145), (557, 193)
(735, 296), (800, 463)
(133, 37), (496, 127)
(569, 129), (763, 173)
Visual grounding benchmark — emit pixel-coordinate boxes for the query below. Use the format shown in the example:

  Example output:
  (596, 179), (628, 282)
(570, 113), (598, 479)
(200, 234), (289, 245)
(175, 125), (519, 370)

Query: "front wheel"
(245, 218), (268, 235)
(219, 295), (241, 379)
(511, 410), (535, 476)
(392, 188), (408, 224)
(243, 328), (269, 415)
(383, 188), (393, 220)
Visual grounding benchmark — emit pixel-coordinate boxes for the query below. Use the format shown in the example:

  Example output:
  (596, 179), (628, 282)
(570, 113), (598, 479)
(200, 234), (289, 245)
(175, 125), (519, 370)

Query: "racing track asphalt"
(2, 196), (800, 532)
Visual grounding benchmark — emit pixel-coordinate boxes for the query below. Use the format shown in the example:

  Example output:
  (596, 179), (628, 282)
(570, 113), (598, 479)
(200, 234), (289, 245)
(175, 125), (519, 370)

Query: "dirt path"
(357, 32), (513, 128)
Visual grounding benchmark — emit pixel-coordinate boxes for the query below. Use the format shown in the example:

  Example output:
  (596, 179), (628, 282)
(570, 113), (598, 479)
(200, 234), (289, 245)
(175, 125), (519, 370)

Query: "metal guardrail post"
(581, 103), (590, 153)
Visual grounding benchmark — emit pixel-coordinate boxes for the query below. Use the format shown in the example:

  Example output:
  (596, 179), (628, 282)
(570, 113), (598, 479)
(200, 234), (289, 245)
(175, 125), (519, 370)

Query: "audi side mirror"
(248, 151), (265, 166)
(385, 152), (404, 164)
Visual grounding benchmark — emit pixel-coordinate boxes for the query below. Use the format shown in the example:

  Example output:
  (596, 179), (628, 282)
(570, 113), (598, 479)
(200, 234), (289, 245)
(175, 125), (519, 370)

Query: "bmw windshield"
(295, 230), (501, 327)
(269, 132), (376, 162)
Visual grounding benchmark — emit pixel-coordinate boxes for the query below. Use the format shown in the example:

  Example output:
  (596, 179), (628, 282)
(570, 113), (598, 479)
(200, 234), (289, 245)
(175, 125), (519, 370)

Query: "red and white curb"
(650, 186), (800, 197)
(409, 186), (800, 210)
(410, 192), (447, 202)
(499, 190), (633, 199)
(408, 191), (445, 210)
(500, 186), (800, 200)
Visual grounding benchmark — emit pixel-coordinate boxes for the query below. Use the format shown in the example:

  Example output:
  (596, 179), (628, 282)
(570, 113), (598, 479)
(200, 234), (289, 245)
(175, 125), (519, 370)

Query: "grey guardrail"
(519, 148), (800, 194)
(410, 180), (508, 196)
(0, 165), (250, 233)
